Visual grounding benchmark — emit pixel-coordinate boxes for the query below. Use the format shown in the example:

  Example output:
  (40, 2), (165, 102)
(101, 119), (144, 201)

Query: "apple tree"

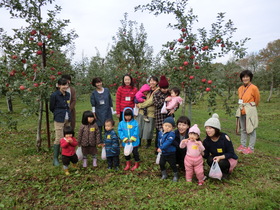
(0, 0), (77, 150)
(135, 0), (249, 118)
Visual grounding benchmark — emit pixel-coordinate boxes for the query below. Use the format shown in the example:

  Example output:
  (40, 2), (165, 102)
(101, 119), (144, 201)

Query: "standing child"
(179, 124), (205, 185)
(50, 78), (71, 166)
(78, 111), (101, 168)
(118, 107), (141, 171)
(101, 119), (120, 170)
(60, 126), (78, 175)
(157, 117), (178, 182)
(162, 87), (183, 114)
(134, 84), (151, 122)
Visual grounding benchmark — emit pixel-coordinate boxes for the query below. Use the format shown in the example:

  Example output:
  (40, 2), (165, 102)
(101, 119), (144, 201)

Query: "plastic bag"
(101, 147), (107, 160)
(208, 161), (223, 180)
(160, 102), (168, 114)
(124, 143), (133, 156)
(134, 104), (139, 116)
(76, 147), (83, 161)
(156, 152), (161, 164)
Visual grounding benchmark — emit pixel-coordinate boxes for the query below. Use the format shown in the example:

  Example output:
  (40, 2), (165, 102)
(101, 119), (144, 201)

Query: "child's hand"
(165, 97), (172, 102)
(181, 139), (188, 143)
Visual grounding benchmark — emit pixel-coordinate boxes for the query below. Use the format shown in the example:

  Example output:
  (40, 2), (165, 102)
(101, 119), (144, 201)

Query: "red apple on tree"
(205, 87), (211, 92)
(183, 61), (189, 66)
(50, 67), (55, 71)
(11, 55), (18, 59)
(189, 75), (194, 80)
(57, 72), (62, 75)
(195, 66), (200, 69)
(33, 83), (39, 87)
(216, 39), (221, 43)
(185, 46), (189, 50)
(181, 28), (186, 32)
(178, 38), (183, 43)
(190, 55), (195, 59)
(19, 85), (25, 90)
(201, 79), (207, 83)
(207, 80), (212, 84)
(21, 59), (27, 64)
(37, 42), (43, 46)
(37, 50), (42, 55)
(30, 30), (37, 36)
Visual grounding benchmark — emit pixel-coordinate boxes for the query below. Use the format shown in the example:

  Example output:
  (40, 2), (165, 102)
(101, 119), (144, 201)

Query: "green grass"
(0, 92), (279, 209)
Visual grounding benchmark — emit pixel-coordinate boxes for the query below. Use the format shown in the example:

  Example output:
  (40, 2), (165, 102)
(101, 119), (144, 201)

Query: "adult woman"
(90, 77), (114, 134)
(153, 75), (175, 149)
(203, 113), (238, 179)
(236, 70), (260, 154)
(136, 76), (159, 148)
(116, 74), (138, 121)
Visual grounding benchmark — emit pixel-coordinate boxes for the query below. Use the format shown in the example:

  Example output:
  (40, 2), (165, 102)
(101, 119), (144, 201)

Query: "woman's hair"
(148, 76), (159, 83)
(170, 87), (180, 96)
(122, 74), (134, 87)
(105, 119), (115, 126)
(82, 111), (95, 125)
(92, 77), (102, 87)
(63, 126), (74, 137)
(61, 74), (72, 82)
(176, 116), (191, 127)
(57, 78), (68, 86)
(240, 70), (253, 82)
(206, 127), (221, 138)
(124, 108), (133, 117)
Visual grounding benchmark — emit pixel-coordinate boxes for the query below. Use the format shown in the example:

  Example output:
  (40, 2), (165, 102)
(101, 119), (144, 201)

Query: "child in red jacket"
(60, 126), (78, 175)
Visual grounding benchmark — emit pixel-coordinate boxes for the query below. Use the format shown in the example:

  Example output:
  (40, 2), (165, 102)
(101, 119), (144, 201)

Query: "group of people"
(49, 70), (260, 184)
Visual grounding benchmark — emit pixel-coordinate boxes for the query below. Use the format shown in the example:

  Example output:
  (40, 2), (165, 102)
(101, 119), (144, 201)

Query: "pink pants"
(184, 155), (204, 182)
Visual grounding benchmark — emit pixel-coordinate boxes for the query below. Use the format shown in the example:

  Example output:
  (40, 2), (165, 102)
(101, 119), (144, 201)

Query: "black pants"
(160, 153), (178, 173)
(107, 156), (120, 168)
(206, 156), (230, 174)
(125, 147), (140, 161)
(62, 154), (78, 166)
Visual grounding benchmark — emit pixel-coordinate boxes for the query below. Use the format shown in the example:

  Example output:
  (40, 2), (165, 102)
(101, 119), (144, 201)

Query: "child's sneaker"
(236, 145), (246, 152)
(198, 181), (204, 186)
(242, 147), (254, 154)
(143, 116), (150, 123)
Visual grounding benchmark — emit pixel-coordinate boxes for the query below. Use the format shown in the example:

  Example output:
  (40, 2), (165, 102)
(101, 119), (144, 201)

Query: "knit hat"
(163, 116), (175, 127)
(188, 124), (200, 136)
(204, 113), (221, 130)
(159, 75), (169, 88)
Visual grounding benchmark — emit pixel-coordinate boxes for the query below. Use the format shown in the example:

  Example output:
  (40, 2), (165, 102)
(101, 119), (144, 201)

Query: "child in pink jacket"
(179, 124), (205, 185)
(134, 84), (151, 122)
(162, 87), (183, 114)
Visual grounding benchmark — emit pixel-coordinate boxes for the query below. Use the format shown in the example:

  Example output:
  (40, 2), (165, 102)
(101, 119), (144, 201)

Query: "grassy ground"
(0, 92), (279, 209)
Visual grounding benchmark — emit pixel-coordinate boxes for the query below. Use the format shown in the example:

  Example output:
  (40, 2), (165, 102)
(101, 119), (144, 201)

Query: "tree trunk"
(36, 100), (43, 151)
(266, 76), (274, 102)
(187, 86), (193, 121)
(181, 87), (187, 116)
(6, 95), (13, 112)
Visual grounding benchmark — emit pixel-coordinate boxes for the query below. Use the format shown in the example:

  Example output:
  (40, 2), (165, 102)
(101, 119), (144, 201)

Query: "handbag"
(134, 104), (139, 116)
(124, 143), (133, 156)
(76, 147), (83, 161)
(101, 147), (107, 160)
(160, 102), (168, 114)
(156, 152), (161, 164)
(208, 161), (223, 180)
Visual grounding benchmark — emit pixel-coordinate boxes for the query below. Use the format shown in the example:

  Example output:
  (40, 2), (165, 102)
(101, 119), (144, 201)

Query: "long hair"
(122, 74), (134, 87)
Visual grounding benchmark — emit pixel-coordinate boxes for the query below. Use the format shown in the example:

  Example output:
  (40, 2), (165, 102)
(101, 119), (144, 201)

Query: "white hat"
(204, 113), (221, 130)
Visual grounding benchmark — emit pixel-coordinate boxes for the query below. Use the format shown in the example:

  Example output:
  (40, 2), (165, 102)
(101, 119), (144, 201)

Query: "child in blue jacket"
(101, 119), (120, 170)
(118, 107), (140, 171)
(157, 116), (178, 182)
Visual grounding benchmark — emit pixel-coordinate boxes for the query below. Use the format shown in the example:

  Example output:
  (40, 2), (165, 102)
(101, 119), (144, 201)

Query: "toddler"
(101, 119), (120, 170)
(134, 84), (151, 122)
(60, 126), (78, 175)
(157, 116), (178, 182)
(118, 107), (141, 171)
(78, 111), (101, 168)
(179, 124), (205, 185)
(162, 87), (183, 113)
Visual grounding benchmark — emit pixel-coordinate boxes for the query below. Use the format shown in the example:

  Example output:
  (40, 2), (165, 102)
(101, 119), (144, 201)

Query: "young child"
(157, 116), (178, 182)
(101, 119), (120, 170)
(163, 87), (183, 113)
(179, 124), (205, 185)
(60, 126), (78, 175)
(50, 77), (71, 166)
(173, 116), (191, 171)
(134, 84), (151, 122)
(118, 107), (141, 171)
(78, 111), (101, 168)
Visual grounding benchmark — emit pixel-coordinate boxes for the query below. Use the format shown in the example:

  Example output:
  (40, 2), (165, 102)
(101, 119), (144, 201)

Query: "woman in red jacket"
(116, 74), (138, 121)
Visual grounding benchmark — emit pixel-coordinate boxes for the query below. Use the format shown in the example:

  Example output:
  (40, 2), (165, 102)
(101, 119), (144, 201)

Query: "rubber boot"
(172, 172), (179, 182)
(145, 139), (152, 149)
(124, 161), (131, 171)
(53, 144), (60, 166)
(161, 170), (168, 179)
(93, 158), (97, 167)
(64, 169), (70, 175)
(131, 162), (140, 171)
(83, 159), (87, 168)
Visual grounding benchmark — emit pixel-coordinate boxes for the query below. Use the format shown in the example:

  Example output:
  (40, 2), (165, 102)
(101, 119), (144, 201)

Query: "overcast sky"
(1, 0), (279, 63)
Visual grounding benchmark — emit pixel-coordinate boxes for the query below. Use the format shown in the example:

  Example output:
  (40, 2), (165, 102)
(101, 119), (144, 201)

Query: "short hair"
(206, 127), (221, 138)
(170, 87), (180, 96)
(105, 119), (115, 126)
(57, 78), (68, 86)
(176, 116), (191, 127)
(61, 74), (72, 82)
(148, 76), (159, 83)
(63, 126), (74, 136)
(240, 70), (253, 82)
(82, 111), (95, 125)
(124, 108), (133, 117)
(92, 77), (102, 87)
(122, 74), (134, 87)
